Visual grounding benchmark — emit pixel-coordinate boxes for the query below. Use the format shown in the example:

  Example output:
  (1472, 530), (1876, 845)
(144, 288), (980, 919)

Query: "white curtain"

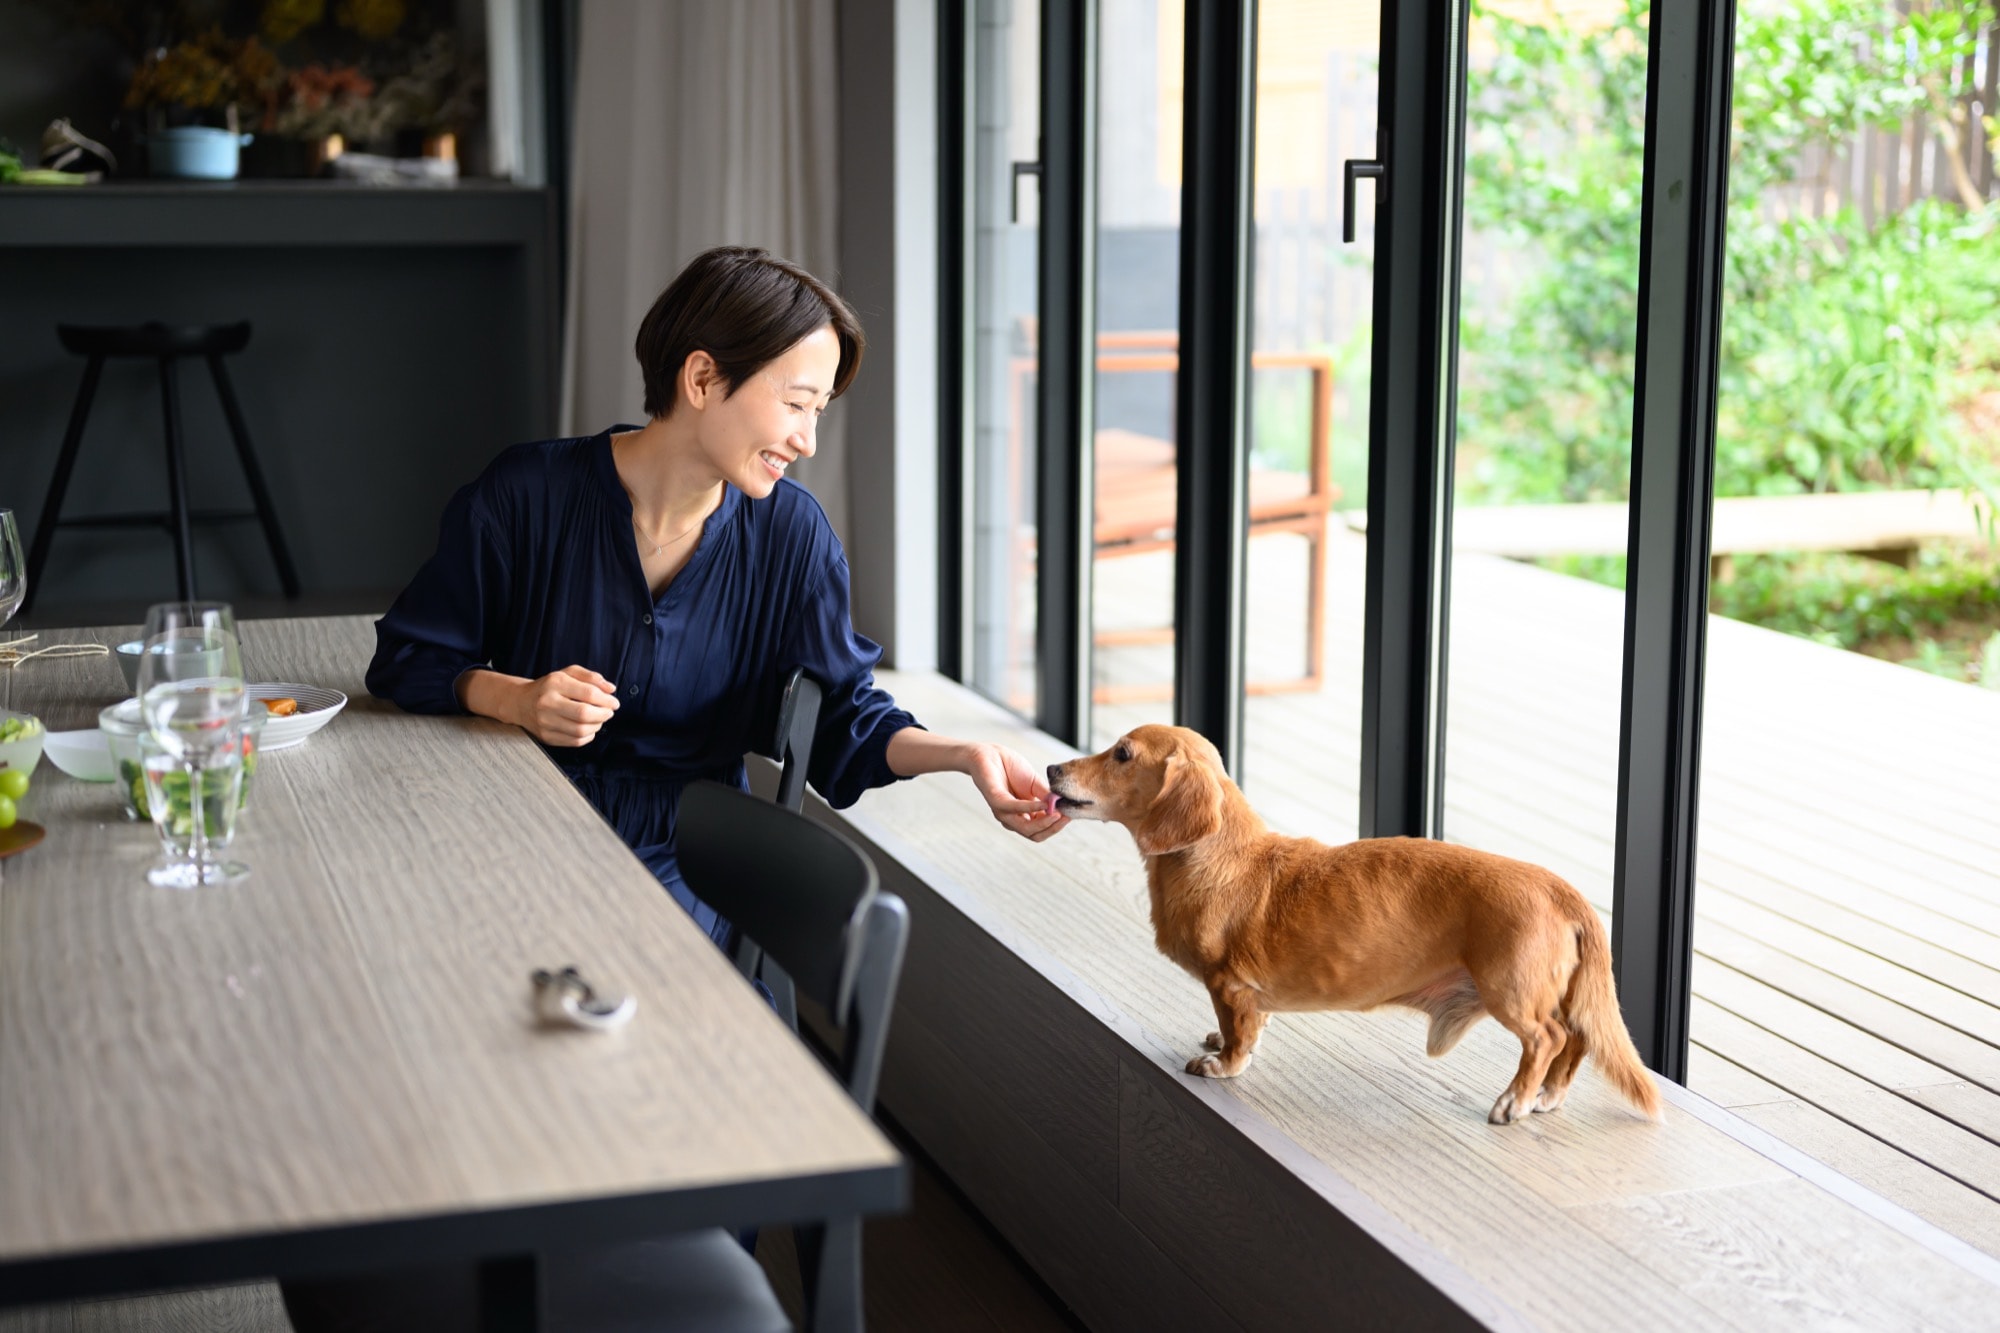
(561, 0), (848, 537)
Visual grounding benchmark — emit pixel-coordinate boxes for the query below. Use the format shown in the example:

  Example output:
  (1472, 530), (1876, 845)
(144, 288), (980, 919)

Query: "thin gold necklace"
(632, 513), (704, 557)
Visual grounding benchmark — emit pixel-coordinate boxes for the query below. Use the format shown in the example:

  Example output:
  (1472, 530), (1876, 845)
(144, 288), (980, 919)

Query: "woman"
(366, 245), (1068, 947)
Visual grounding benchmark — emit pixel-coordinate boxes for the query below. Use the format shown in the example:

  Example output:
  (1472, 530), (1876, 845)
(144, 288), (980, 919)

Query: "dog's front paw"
(1488, 1090), (1527, 1125)
(1186, 1051), (1247, 1078)
(1202, 1031), (1223, 1051)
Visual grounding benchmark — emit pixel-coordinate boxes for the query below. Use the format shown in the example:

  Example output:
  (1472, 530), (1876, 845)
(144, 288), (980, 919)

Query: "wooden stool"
(22, 321), (301, 614)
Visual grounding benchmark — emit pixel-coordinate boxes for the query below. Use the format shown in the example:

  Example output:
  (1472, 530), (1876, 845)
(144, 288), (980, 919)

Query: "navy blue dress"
(365, 426), (920, 945)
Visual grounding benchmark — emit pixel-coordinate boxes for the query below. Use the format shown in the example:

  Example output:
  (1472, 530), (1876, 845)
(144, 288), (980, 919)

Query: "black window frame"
(933, 0), (1733, 1082)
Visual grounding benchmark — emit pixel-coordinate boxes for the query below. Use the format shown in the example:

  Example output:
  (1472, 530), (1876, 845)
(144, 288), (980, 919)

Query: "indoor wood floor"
(1093, 524), (2000, 1259)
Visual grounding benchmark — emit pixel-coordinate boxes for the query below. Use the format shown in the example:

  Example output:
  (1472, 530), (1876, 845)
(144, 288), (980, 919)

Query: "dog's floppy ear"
(1135, 748), (1222, 856)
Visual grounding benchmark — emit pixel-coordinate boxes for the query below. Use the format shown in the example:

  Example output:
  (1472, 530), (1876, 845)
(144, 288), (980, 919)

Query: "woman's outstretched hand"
(964, 742), (1069, 842)
(884, 731), (1070, 841)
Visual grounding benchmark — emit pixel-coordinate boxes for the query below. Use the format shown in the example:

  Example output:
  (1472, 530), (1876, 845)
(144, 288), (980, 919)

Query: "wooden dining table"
(0, 615), (904, 1329)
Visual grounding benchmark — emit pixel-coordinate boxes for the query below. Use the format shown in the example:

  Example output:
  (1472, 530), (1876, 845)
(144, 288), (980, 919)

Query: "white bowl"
(248, 683), (347, 750)
(41, 728), (115, 782)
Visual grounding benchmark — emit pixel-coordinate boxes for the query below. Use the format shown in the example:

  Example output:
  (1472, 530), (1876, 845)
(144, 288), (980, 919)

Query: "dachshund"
(1047, 725), (1660, 1124)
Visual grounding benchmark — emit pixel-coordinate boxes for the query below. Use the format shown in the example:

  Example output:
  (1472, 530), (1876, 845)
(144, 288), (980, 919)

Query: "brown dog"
(1047, 725), (1661, 1124)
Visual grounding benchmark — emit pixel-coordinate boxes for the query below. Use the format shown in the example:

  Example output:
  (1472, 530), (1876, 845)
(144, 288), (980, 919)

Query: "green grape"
(0, 795), (14, 830)
(0, 769), (28, 800)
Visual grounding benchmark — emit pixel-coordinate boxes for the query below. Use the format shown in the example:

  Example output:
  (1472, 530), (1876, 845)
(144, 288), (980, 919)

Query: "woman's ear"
(1135, 749), (1222, 856)
(681, 350), (720, 411)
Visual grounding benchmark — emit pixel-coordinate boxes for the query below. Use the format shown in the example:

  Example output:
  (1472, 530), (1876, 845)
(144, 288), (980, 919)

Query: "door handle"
(1011, 159), (1043, 224)
(1343, 158), (1385, 243)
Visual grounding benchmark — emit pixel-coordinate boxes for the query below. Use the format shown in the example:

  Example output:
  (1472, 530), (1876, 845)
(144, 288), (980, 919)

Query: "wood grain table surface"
(0, 615), (902, 1307)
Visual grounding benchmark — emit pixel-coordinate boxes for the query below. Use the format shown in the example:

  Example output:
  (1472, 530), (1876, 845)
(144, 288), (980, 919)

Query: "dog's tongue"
(1043, 791), (1061, 818)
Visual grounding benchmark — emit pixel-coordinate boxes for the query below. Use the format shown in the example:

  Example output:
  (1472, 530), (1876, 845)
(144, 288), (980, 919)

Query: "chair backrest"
(757, 665), (823, 814)
(679, 780), (907, 1111)
(735, 667), (825, 1030)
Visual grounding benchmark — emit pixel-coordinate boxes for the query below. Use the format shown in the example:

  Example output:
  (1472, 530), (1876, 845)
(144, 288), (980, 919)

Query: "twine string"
(0, 634), (112, 669)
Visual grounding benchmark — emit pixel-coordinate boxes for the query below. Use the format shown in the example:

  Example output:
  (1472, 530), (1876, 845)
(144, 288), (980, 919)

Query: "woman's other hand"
(520, 665), (621, 746)
(460, 664), (620, 747)
(964, 742), (1069, 841)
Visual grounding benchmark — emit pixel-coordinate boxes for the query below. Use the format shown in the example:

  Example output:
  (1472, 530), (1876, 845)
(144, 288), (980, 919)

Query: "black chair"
(734, 666), (825, 1030)
(546, 782), (908, 1333)
(22, 321), (300, 615)
(284, 782), (908, 1333)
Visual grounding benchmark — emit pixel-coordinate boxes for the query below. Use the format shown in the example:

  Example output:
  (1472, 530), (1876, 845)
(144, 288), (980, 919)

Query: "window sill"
(793, 670), (2000, 1331)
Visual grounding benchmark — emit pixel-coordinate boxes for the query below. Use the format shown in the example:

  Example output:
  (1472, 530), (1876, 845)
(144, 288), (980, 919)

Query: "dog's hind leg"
(1190, 982), (1266, 1077)
(1533, 1033), (1588, 1113)
(1484, 994), (1568, 1125)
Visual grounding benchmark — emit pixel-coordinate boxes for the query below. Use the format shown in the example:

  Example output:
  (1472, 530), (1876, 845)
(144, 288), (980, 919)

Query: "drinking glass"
(139, 732), (247, 873)
(0, 510), (23, 631)
(134, 601), (247, 887)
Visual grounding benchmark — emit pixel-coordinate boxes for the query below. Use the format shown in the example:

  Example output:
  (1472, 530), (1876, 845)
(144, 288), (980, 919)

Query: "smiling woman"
(363, 245), (1069, 955)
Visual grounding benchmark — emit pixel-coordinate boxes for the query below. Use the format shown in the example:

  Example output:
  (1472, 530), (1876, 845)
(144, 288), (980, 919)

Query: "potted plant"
(244, 60), (374, 175)
(123, 30), (279, 178)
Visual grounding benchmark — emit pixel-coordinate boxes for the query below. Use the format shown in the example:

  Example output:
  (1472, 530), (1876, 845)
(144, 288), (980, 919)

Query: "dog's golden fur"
(1047, 725), (1661, 1124)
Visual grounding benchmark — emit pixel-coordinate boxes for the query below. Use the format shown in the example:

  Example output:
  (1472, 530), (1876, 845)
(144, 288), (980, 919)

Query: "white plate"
(41, 729), (114, 782)
(248, 683), (348, 751)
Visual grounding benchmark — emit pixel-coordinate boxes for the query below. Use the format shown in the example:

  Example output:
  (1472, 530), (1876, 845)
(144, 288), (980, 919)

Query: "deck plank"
(1690, 1001), (2000, 1201)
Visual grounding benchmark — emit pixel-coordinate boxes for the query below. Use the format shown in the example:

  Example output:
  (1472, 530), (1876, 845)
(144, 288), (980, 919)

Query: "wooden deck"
(1093, 523), (2000, 1260)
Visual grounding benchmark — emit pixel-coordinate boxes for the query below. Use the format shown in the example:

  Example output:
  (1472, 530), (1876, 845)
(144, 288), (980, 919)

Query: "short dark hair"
(635, 246), (865, 419)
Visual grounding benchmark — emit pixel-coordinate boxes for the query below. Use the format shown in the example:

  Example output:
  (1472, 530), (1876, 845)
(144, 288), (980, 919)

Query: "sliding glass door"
(964, 0), (1043, 718)
(1438, 3), (1653, 1007)
(943, 0), (1744, 1086)
(1228, 4), (1379, 841)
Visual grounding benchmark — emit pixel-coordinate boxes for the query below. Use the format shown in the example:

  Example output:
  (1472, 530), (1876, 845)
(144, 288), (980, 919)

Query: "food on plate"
(261, 697), (300, 717)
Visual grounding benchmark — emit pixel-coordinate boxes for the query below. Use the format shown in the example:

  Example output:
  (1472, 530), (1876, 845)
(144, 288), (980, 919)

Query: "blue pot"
(150, 127), (254, 180)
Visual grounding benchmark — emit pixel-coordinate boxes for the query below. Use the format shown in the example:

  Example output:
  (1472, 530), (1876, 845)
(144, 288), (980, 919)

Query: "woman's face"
(686, 325), (841, 499)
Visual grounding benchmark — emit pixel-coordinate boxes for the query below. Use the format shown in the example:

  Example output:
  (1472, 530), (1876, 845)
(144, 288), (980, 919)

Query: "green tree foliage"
(1460, 0), (2000, 506)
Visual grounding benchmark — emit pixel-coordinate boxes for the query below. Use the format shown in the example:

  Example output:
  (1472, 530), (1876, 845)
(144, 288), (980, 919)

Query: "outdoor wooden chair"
(1010, 331), (1339, 704)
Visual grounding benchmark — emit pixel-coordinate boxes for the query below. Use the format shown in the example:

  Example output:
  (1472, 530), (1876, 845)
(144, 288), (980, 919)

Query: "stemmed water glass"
(0, 515), (22, 881)
(0, 511), (23, 634)
(135, 601), (248, 887)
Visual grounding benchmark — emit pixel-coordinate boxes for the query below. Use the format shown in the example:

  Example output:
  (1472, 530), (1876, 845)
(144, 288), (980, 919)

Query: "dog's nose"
(1046, 762), (1064, 785)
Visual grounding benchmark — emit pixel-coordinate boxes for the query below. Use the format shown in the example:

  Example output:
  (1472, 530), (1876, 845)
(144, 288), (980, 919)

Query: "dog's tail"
(1564, 909), (1663, 1121)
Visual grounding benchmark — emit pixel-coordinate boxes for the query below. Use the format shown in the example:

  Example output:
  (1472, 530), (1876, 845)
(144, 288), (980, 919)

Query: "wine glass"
(0, 512), (23, 742)
(0, 510), (23, 632)
(135, 601), (248, 888)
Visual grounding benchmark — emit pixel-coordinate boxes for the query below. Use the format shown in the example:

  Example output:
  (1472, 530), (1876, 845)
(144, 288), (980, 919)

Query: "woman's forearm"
(456, 667), (528, 727)
(885, 727), (981, 778)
